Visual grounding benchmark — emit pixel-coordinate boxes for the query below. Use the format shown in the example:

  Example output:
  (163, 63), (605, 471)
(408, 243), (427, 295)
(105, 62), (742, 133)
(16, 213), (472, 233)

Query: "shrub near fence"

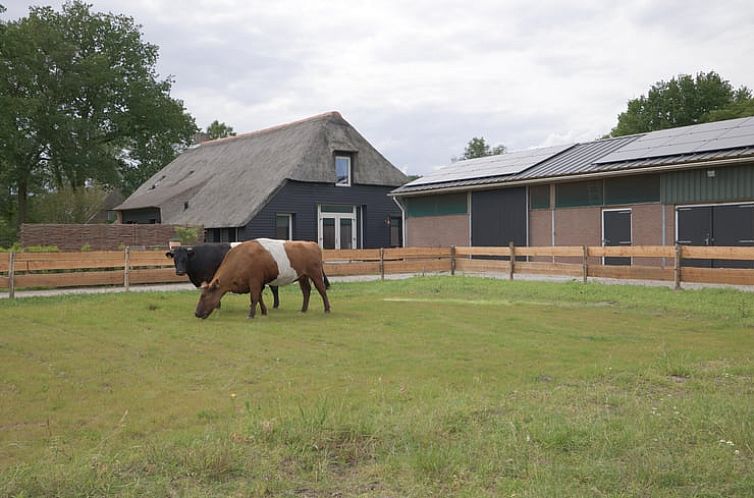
(3, 245), (754, 297)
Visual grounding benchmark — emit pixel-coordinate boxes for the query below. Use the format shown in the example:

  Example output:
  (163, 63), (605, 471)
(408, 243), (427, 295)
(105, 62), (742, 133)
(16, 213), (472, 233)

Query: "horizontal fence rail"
(3, 244), (754, 296)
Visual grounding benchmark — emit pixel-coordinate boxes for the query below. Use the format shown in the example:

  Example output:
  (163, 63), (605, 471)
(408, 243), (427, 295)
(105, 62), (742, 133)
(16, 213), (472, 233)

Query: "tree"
(0, 1), (197, 231)
(610, 71), (754, 137)
(205, 120), (236, 140)
(457, 137), (506, 161)
(29, 184), (108, 224)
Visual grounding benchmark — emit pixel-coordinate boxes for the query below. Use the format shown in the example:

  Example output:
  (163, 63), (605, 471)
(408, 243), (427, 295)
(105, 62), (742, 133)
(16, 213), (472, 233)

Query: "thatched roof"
(115, 112), (408, 228)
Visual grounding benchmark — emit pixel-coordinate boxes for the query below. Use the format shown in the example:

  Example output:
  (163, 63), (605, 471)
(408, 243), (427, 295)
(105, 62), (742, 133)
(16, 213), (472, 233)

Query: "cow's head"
(195, 278), (224, 319)
(166, 247), (194, 276)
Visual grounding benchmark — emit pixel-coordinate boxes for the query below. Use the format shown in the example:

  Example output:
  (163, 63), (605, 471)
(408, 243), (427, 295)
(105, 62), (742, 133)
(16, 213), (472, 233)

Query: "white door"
(318, 205), (357, 249)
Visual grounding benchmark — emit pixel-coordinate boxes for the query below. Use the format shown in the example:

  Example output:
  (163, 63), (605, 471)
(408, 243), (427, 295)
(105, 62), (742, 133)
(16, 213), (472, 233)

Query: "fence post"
(124, 246), (130, 291)
(509, 242), (515, 280)
(582, 245), (588, 284)
(450, 245), (456, 276)
(8, 251), (15, 299)
(673, 243), (681, 290)
(379, 247), (385, 281)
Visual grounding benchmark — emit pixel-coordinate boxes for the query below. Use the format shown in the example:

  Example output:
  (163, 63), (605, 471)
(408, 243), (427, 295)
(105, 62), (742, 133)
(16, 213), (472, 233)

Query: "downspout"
(392, 196), (407, 247)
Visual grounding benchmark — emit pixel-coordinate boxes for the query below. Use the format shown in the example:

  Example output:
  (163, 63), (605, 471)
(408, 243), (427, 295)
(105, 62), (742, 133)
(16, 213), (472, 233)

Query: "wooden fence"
(3, 244), (754, 297)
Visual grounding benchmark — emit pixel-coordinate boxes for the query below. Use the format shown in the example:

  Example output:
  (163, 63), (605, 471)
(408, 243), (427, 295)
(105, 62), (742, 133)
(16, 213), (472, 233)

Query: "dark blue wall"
(238, 180), (401, 248)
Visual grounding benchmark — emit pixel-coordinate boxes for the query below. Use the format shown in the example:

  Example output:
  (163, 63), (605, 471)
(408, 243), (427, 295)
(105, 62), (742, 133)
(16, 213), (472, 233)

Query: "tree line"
(0, 2), (235, 246)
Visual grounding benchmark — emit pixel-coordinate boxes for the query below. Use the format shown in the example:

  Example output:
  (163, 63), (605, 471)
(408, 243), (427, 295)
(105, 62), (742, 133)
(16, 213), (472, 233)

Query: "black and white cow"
(166, 242), (280, 308)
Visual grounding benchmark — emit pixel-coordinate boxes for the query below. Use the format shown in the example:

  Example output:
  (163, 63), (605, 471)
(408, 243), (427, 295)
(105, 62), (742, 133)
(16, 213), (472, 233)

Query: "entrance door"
(318, 205), (357, 249)
(712, 204), (754, 268)
(603, 209), (631, 265)
(676, 206), (713, 267)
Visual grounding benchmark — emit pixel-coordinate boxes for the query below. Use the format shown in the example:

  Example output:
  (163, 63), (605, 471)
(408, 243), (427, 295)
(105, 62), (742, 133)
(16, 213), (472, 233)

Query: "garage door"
(676, 204), (754, 268)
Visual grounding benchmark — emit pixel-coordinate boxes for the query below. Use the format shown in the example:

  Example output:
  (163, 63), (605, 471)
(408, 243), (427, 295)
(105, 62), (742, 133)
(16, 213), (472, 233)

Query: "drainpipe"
(392, 196), (407, 247)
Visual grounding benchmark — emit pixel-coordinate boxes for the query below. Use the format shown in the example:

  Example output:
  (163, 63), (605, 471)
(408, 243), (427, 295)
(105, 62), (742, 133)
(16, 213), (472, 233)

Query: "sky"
(5, 0), (754, 176)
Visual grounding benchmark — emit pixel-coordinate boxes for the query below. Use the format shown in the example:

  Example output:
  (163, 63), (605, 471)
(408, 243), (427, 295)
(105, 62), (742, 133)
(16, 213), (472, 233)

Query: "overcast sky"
(6, 0), (754, 175)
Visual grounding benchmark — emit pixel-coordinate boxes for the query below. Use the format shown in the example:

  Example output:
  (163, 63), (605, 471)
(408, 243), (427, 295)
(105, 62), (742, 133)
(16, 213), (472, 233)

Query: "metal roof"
(595, 116), (754, 164)
(391, 135), (639, 195)
(392, 119), (754, 197)
(407, 143), (573, 187)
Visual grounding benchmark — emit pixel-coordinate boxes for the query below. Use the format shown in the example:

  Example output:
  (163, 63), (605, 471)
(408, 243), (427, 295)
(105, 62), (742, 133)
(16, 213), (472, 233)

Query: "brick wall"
(631, 204), (666, 266)
(20, 224), (204, 252)
(528, 209), (552, 262)
(554, 206), (602, 264)
(406, 214), (470, 247)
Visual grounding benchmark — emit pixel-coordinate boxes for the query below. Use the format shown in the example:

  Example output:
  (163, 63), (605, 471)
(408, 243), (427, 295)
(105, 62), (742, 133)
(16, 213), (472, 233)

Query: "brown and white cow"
(194, 238), (331, 319)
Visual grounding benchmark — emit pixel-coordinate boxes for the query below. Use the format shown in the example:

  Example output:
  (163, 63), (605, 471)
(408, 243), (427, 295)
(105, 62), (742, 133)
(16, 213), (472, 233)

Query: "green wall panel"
(406, 193), (467, 217)
(605, 174), (660, 205)
(661, 164), (754, 204)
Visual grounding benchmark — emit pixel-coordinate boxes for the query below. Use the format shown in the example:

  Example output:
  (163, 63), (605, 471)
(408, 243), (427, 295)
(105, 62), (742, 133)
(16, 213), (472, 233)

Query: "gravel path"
(1, 271), (752, 299)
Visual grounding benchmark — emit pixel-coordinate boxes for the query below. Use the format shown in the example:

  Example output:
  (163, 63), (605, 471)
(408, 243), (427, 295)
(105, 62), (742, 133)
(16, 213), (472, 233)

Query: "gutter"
(391, 196), (407, 247)
(389, 156), (754, 198)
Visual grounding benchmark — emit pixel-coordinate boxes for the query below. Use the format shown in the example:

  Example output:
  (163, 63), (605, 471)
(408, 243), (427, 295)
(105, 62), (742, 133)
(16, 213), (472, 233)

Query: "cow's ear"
(187, 248), (195, 257)
(165, 251), (174, 259)
(200, 281), (209, 289)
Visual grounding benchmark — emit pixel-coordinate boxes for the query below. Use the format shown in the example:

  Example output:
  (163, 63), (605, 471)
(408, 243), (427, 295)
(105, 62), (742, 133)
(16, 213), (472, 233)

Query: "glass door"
(318, 205), (357, 249)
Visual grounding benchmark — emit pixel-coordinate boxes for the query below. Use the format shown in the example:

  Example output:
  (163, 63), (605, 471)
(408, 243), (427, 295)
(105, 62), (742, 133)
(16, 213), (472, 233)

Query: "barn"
(391, 116), (754, 268)
(115, 112), (408, 249)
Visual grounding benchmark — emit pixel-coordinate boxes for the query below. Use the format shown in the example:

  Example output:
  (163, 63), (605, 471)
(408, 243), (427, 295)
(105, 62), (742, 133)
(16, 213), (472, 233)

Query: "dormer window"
(335, 155), (351, 186)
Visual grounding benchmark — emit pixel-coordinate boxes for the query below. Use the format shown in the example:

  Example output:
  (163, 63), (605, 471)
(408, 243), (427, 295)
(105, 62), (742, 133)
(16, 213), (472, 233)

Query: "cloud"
(5, 1), (754, 175)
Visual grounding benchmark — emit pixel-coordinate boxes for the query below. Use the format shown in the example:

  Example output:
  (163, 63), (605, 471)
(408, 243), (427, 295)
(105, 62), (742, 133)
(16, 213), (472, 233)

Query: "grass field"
(1, 276), (753, 497)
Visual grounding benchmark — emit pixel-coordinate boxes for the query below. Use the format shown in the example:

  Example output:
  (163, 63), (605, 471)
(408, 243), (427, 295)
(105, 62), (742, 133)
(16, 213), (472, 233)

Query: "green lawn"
(1, 276), (753, 497)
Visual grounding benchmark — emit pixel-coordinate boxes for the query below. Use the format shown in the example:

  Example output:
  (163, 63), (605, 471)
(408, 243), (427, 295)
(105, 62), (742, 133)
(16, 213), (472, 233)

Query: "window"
(218, 228), (237, 243)
(335, 155), (351, 186)
(318, 205), (357, 249)
(275, 214), (292, 240)
(604, 175), (660, 205)
(389, 216), (402, 247)
(556, 180), (603, 208)
(406, 193), (467, 217)
(529, 184), (550, 209)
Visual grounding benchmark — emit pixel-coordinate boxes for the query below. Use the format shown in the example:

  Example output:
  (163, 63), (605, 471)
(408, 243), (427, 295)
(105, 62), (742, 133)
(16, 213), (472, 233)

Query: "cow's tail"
(323, 270), (330, 289)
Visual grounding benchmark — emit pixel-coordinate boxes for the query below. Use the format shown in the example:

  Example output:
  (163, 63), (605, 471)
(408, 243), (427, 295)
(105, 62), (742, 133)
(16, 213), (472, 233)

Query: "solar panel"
(595, 117), (754, 164)
(408, 144), (573, 186)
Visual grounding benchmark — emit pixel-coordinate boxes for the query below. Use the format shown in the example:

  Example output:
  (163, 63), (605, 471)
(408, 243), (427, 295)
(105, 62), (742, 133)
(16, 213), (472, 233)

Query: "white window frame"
(601, 208), (632, 265)
(276, 213), (293, 240)
(335, 155), (352, 187)
(318, 205), (358, 249)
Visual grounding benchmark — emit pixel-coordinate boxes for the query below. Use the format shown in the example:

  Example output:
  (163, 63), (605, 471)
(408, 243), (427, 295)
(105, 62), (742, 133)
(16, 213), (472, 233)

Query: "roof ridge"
(198, 111), (343, 147)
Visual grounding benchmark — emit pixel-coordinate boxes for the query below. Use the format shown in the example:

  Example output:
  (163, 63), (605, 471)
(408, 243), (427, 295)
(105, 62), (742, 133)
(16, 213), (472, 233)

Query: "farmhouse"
(391, 116), (754, 268)
(115, 112), (408, 249)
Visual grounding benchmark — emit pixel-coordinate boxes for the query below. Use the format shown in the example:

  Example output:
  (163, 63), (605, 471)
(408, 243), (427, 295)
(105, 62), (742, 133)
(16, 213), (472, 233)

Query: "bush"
(174, 226), (200, 245)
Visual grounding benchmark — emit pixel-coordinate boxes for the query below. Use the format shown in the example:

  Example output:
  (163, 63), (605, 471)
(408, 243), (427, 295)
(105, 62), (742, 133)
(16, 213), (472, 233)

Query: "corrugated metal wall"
(471, 187), (527, 246)
(661, 164), (754, 204)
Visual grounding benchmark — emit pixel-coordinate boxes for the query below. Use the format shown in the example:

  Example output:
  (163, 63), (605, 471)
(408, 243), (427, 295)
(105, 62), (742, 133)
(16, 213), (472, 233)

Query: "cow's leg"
(270, 285), (280, 309)
(248, 283), (264, 319)
(311, 273), (331, 313)
(259, 289), (268, 316)
(298, 278), (311, 313)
